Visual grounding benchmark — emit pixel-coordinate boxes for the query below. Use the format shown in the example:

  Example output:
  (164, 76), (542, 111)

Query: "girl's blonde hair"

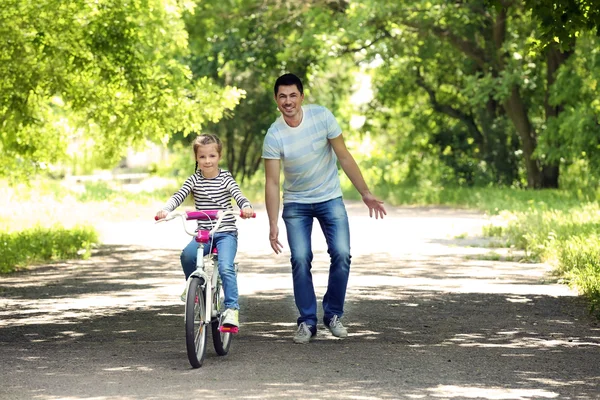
(192, 134), (222, 157)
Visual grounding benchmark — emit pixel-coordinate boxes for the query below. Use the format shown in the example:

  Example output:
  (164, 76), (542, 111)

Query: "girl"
(156, 134), (253, 329)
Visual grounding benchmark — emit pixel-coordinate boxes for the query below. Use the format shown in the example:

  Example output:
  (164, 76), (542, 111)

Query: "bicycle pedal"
(219, 325), (239, 334)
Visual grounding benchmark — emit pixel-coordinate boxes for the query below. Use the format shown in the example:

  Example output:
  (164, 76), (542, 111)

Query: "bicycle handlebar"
(155, 210), (256, 238)
(154, 210), (255, 222)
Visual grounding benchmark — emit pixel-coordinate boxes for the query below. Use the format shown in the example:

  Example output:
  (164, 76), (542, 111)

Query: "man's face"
(275, 84), (304, 120)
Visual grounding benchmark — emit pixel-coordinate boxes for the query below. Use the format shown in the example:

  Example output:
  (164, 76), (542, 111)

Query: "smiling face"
(195, 143), (221, 178)
(275, 84), (304, 127)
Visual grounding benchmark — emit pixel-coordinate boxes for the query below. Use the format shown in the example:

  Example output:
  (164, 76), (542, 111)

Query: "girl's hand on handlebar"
(240, 207), (254, 219)
(155, 210), (168, 220)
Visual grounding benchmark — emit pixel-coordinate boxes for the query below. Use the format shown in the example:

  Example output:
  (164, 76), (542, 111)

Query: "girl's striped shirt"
(162, 169), (251, 233)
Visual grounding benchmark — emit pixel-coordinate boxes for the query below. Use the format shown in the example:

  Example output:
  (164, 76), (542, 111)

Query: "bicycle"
(155, 209), (255, 368)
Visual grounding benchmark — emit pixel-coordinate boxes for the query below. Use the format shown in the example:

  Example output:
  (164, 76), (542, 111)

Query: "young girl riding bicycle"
(155, 134), (254, 330)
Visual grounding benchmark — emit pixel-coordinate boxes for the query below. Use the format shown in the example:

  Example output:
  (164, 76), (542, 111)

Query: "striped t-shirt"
(162, 169), (251, 232)
(262, 104), (343, 204)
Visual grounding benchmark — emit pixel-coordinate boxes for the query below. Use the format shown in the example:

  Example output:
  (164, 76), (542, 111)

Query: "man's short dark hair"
(274, 73), (304, 96)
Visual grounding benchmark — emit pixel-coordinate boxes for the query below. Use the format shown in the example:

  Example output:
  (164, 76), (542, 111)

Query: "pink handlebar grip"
(241, 211), (257, 218)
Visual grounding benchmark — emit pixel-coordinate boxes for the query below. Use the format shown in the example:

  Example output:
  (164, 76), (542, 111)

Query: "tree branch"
(339, 28), (392, 55)
(429, 26), (488, 68)
(415, 67), (484, 145)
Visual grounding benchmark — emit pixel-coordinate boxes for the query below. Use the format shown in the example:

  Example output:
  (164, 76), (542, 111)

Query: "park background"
(1, 0), (599, 316)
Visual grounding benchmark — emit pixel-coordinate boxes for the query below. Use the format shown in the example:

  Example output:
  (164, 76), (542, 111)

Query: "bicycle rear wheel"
(211, 279), (232, 355)
(185, 276), (207, 368)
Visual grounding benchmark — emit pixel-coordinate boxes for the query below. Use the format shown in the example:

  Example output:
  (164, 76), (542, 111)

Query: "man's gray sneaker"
(325, 315), (348, 338)
(293, 322), (316, 344)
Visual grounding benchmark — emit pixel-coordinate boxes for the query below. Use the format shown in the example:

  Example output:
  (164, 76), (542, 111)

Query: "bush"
(0, 225), (99, 273)
(558, 235), (600, 315)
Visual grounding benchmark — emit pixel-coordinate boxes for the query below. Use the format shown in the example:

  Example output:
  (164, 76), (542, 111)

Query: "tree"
(0, 0), (243, 179)
(309, 0), (583, 188)
(183, 0), (344, 182)
(541, 32), (600, 177)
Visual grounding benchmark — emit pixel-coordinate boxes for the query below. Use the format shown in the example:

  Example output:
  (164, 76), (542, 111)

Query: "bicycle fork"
(187, 244), (211, 327)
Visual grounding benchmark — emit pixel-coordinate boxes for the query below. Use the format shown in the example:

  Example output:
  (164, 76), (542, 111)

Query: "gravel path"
(1, 202), (599, 400)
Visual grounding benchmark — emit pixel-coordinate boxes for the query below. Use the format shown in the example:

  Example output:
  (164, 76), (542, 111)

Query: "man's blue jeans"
(180, 232), (239, 310)
(282, 197), (351, 327)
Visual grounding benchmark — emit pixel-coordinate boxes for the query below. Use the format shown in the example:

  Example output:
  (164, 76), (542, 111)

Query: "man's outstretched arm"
(330, 134), (387, 219)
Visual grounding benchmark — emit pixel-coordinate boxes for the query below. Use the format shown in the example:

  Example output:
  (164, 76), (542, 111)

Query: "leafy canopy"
(0, 0), (244, 178)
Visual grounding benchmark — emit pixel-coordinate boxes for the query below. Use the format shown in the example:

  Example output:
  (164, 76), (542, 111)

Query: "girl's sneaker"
(221, 309), (239, 327)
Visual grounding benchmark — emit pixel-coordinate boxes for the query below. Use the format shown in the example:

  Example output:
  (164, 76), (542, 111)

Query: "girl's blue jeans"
(180, 232), (239, 310)
(282, 196), (351, 327)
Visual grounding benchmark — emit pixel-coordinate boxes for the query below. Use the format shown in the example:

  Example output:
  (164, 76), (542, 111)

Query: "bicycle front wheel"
(211, 279), (232, 356)
(185, 276), (207, 368)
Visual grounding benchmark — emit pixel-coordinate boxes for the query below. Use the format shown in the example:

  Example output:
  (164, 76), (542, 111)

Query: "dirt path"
(1, 203), (599, 400)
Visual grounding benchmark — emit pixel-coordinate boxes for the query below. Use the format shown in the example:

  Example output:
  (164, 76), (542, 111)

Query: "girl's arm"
(227, 176), (251, 209)
(157, 175), (194, 215)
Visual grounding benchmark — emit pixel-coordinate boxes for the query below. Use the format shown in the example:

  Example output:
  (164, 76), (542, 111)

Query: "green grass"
(341, 177), (598, 214)
(487, 205), (600, 315)
(0, 225), (99, 273)
(0, 178), (169, 273)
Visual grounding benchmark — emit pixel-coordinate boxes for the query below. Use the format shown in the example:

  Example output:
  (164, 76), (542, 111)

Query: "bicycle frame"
(187, 244), (219, 325)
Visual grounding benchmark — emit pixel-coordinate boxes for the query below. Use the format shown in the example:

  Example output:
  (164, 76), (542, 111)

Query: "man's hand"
(269, 226), (284, 254)
(362, 193), (387, 219)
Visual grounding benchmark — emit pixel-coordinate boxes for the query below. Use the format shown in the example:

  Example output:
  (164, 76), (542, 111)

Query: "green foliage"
(339, 1), (529, 186)
(181, 0), (357, 182)
(0, 0), (244, 180)
(524, 0), (600, 50)
(301, 0), (597, 189)
(0, 225), (99, 273)
(542, 33), (600, 174)
(558, 235), (600, 314)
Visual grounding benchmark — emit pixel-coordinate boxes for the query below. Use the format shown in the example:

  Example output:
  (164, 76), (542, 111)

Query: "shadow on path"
(1, 237), (600, 400)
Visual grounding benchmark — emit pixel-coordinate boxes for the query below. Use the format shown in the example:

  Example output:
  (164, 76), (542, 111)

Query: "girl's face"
(196, 143), (221, 178)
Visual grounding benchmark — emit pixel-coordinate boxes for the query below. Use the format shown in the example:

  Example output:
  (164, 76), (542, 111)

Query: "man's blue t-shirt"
(262, 104), (343, 204)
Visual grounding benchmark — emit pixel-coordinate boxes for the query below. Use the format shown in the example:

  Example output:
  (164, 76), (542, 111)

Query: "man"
(263, 73), (386, 344)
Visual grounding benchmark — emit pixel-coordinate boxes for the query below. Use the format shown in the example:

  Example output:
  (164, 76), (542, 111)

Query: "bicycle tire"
(211, 279), (232, 355)
(185, 276), (207, 368)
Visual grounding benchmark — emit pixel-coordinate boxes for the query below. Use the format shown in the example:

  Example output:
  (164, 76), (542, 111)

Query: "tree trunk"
(541, 44), (574, 188)
(541, 165), (559, 188)
(504, 87), (542, 188)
